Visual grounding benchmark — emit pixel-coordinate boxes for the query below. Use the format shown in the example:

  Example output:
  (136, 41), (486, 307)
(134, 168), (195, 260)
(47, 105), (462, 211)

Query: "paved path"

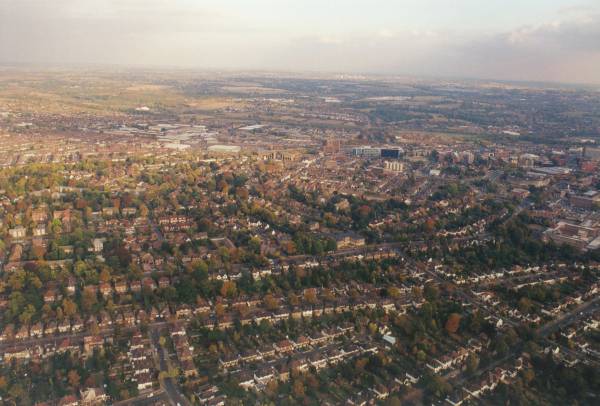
(149, 327), (191, 406)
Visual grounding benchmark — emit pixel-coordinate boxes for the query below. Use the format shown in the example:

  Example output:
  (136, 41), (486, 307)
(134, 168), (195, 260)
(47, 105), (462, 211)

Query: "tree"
(89, 321), (100, 335)
(424, 283), (439, 302)
(19, 304), (36, 325)
(288, 293), (300, 306)
(494, 337), (509, 356)
(220, 280), (237, 298)
(68, 369), (81, 387)
(424, 374), (451, 398)
(41, 303), (54, 320)
(292, 379), (305, 398)
(81, 289), (98, 312)
(62, 298), (78, 318)
(522, 368), (535, 384)
(388, 287), (401, 299)
(355, 357), (368, 370)
(263, 294), (279, 311)
(215, 303), (225, 317)
(445, 313), (461, 334)
(265, 379), (279, 397)
(386, 396), (402, 406)
(248, 237), (261, 254)
(304, 288), (317, 304)
(424, 218), (436, 234)
(99, 268), (111, 283)
(466, 354), (480, 374)
(518, 297), (533, 314)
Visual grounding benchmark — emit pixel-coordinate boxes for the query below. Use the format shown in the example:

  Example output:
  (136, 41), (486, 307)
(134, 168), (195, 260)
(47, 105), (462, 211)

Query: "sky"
(1, 0), (600, 84)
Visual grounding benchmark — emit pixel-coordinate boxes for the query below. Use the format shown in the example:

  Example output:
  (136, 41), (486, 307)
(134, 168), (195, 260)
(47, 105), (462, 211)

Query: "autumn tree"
(62, 298), (78, 318)
(445, 313), (461, 334)
(99, 268), (111, 283)
(466, 353), (480, 373)
(265, 379), (279, 397)
(220, 280), (237, 298)
(292, 379), (305, 398)
(68, 370), (81, 387)
(263, 294), (279, 311)
(81, 289), (98, 312)
(303, 288), (318, 304)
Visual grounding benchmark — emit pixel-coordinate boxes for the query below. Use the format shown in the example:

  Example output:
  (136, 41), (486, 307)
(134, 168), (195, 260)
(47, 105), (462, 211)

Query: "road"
(538, 296), (600, 338)
(149, 327), (191, 406)
(112, 390), (168, 406)
(0, 321), (169, 352)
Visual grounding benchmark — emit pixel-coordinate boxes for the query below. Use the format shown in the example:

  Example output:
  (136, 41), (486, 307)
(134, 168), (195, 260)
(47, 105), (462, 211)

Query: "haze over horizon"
(2, 0), (600, 85)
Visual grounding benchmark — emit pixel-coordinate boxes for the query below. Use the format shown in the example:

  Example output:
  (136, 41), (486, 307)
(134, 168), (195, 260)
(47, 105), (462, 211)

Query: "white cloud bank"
(1, 0), (599, 84)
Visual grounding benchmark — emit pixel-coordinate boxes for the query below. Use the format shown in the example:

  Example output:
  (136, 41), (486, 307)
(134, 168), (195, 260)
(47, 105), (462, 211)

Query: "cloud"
(449, 13), (600, 83)
(0, 1), (599, 84)
(260, 12), (600, 84)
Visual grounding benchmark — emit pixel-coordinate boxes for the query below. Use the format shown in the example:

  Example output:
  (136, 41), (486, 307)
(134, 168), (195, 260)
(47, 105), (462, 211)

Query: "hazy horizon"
(2, 0), (600, 85)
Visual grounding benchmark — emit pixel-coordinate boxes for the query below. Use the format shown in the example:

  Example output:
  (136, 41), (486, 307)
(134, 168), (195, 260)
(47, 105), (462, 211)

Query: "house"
(238, 372), (256, 391)
(335, 232), (365, 249)
(158, 276), (170, 288)
(181, 359), (198, 377)
(83, 336), (104, 355)
(4, 346), (31, 361)
(130, 280), (142, 292)
(274, 339), (294, 353)
(32, 208), (49, 223)
(102, 207), (116, 217)
(44, 321), (58, 335)
(58, 395), (79, 406)
(176, 305), (192, 319)
(136, 372), (153, 391)
(219, 353), (240, 369)
(114, 280), (127, 294)
(295, 335), (310, 349)
(79, 387), (108, 406)
(122, 207), (137, 216)
(98, 312), (112, 328)
(253, 367), (275, 385)
(66, 277), (77, 295)
(30, 322), (43, 338)
(9, 226), (27, 239)
(71, 317), (84, 332)
(0, 325), (15, 342)
(240, 348), (261, 363)
(99, 283), (112, 298)
(15, 325), (29, 340)
(310, 332), (329, 345)
(57, 338), (80, 354)
(370, 384), (390, 399)
(195, 298), (211, 314)
(309, 352), (328, 370)
(58, 319), (71, 333)
(60, 245), (74, 256)
(142, 277), (156, 291)
(123, 311), (136, 326)
(258, 345), (275, 358)
(91, 238), (104, 253)
(44, 289), (58, 303)
(170, 322), (187, 337)
(272, 308), (289, 321)
(33, 224), (47, 236)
